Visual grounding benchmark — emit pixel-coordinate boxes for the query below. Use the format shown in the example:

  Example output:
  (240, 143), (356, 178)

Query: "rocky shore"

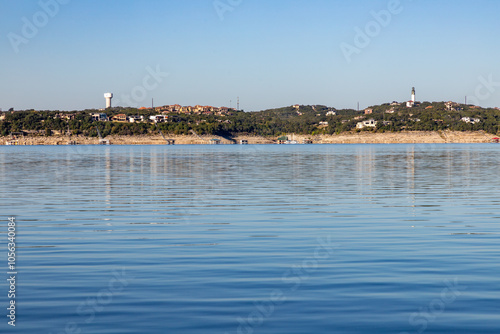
(1, 131), (496, 146)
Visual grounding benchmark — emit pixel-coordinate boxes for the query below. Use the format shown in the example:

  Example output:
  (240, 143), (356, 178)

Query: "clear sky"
(1, 0), (500, 111)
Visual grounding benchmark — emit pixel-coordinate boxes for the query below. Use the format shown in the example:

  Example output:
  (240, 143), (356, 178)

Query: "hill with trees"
(1, 101), (499, 138)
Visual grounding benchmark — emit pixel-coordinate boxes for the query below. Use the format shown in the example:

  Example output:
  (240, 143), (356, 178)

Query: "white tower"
(104, 93), (113, 109)
(411, 87), (416, 103)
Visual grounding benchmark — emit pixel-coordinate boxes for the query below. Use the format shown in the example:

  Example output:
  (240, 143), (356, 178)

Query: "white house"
(129, 115), (144, 123)
(461, 117), (480, 124)
(356, 119), (377, 129)
(149, 115), (167, 123)
(91, 113), (108, 121)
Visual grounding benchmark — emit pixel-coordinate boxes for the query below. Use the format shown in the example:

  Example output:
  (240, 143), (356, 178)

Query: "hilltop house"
(129, 115), (144, 123)
(91, 113), (108, 122)
(356, 119), (377, 129)
(149, 115), (167, 123)
(111, 114), (127, 122)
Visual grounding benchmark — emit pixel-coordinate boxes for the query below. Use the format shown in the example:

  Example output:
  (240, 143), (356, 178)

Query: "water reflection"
(1, 144), (500, 334)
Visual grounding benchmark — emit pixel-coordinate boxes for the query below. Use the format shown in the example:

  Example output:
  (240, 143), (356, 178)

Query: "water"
(0, 144), (499, 334)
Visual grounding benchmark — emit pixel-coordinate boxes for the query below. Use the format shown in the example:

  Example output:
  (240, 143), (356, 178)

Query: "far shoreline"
(2, 131), (497, 146)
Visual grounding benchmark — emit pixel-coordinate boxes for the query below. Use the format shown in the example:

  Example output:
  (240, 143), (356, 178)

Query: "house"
(385, 108), (395, 114)
(406, 101), (415, 108)
(55, 113), (76, 120)
(149, 115), (167, 123)
(293, 104), (300, 110)
(180, 106), (192, 113)
(356, 119), (377, 129)
(326, 110), (336, 116)
(111, 114), (127, 122)
(364, 108), (373, 115)
(461, 117), (480, 124)
(193, 105), (204, 113)
(210, 139), (221, 145)
(445, 102), (460, 111)
(91, 113), (108, 121)
(129, 115), (144, 123)
(277, 136), (288, 144)
(318, 121), (329, 126)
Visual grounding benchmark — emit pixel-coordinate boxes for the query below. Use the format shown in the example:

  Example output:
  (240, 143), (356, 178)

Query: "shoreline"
(1, 131), (496, 145)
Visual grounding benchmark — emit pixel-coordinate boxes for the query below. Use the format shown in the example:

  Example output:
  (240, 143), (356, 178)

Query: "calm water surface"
(0, 144), (499, 334)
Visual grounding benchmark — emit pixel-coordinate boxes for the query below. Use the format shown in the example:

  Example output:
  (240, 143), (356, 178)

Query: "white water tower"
(104, 93), (113, 109)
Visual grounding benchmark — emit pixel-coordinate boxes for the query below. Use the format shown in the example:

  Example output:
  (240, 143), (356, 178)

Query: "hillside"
(1, 101), (499, 139)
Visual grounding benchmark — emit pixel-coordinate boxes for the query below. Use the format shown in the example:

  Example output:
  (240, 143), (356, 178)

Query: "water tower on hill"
(104, 93), (113, 109)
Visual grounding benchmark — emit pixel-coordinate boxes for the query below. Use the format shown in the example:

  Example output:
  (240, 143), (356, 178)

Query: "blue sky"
(1, 0), (500, 111)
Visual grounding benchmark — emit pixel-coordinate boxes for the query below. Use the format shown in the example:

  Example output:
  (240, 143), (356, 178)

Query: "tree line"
(1, 102), (499, 138)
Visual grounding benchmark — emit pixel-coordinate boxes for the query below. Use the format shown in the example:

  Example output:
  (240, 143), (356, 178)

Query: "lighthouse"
(407, 87), (416, 108)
